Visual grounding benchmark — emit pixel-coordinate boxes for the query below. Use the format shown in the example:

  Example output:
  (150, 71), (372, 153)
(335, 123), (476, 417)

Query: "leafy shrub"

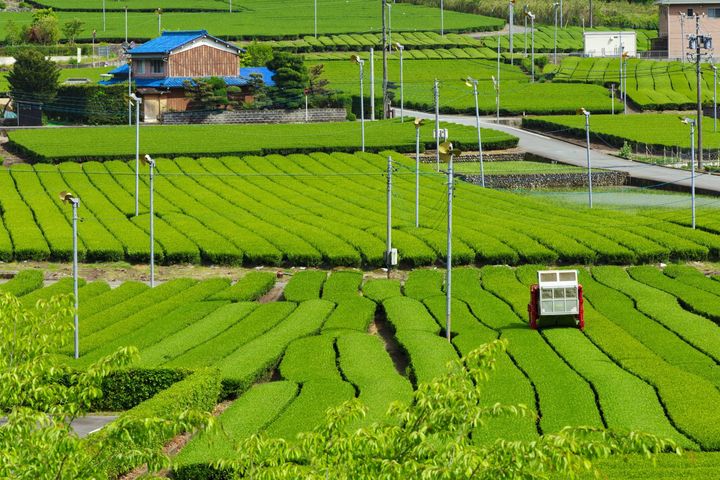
(283, 270), (327, 302)
(210, 271), (276, 302)
(0, 269), (43, 297)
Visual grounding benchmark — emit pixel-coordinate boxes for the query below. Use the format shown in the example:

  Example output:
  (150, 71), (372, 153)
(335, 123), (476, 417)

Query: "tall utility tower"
(382, 0), (389, 119)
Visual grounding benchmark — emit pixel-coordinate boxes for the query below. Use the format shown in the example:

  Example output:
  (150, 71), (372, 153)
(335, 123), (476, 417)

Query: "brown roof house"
(657, 0), (720, 58)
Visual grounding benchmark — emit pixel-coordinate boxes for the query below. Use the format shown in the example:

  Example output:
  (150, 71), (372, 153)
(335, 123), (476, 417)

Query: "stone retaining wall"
(161, 108), (347, 125)
(417, 151), (527, 163)
(460, 171), (630, 189)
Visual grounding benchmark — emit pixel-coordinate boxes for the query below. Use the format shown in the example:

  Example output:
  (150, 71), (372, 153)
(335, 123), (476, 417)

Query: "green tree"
(24, 8), (60, 45)
(219, 340), (679, 479)
(242, 72), (271, 109)
(62, 18), (84, 45)
(4, 20), (22, 45)
(0, 292), (211, 479)
(267, 52), (309, 109)
(184, 76), (235, 110)
(242, 40), (273, 67)
(8, 49), (60, 104)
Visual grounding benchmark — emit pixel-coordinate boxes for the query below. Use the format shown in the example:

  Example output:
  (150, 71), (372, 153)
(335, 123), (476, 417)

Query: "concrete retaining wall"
(460, 171), (630, 189)
(161, 108), (347, 125)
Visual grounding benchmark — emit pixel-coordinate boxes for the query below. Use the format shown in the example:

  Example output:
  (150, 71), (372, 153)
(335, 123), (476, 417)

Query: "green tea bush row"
(216, 299), (335, 393)
(174, 381), (299, 480)
(362, 278), (402, 302)
(92, 368), (189, 412)
(34, 164), (125, 262)
(279, 334), (342, 383)
(337, 332), (414, 424)
(79, 279), (197, 340)
(166, 302), (297, 370)
(321, 296), (376, 332)
(479, 266), (604, 433)
(664, 265), (720, 296)
(592, 267), (720, 364)
(628, 266), (720, 323)
(79, 281), (148, 320)
(321, 270), (363, 302)
(0, 270), (44, 297)
(137, 302), (259, 368)
(0, 168), (51, 261)
(580, 267), (720, 387)
(77, 279), (229, 363)
(58, 162), (159, 263)
(264, 379), (355, 440)
(211, 272), (276, 302)
(403, 269), (444, 301)
(81, 299), (228, 366)
(20, 277), (85, 308)
(283, 270), (327, 302)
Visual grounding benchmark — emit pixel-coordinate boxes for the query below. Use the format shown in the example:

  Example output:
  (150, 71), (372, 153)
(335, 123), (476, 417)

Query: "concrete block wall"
(161, 108), (347, 125)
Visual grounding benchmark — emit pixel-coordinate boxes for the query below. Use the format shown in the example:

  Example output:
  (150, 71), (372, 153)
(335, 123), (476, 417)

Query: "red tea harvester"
(528, 270), (584, 330)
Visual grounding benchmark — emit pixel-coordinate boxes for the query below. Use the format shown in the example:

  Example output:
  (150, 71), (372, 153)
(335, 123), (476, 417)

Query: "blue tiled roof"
(127, 30), (239, 55)
(100, 75), (273, 88)
(108, 64), (129, 75)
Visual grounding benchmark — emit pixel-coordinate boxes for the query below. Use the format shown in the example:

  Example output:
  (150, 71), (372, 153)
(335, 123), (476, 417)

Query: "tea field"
(6, 119), (517, 163)
(551, 57), (716, 110)
(2, 151), (719, 267)
(0, 1), (502, 41)
(310, 57), (619, 115)
(523, 114), (720, 151)
(9, 264), (720, 478)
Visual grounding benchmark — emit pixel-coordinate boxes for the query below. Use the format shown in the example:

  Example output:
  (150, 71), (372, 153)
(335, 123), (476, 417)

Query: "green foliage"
(321, 296), (376, 332)
(184, 76), (236, 110)
(99, 369), (220, 477)
(7, 48), (59, 107)
(403, 269), (444, 300)
(283, 270), (327, 302)
(24, 8), (60, 45)
(361, 278), (402, 302)
(61, 17), (83, 44)
(267, 52), (309, 109)
(0, 269), (43, 297)
(91, 368), (189, 411)
(217, 340), (678, 479)
(210, 271), (276, 302)
(242, 40), (273, 66)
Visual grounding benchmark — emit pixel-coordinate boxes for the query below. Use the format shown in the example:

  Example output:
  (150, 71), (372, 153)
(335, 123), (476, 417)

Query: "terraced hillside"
(11, 265), (719, 477)
(0, 151), (717, 267)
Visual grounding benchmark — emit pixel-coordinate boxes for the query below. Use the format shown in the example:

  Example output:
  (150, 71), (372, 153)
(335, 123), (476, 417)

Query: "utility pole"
(589, 0), (593, 27)
(125, 6), (128, 42)
(434, 79), (440, 170)
(415, 119), (423, 228)
(382, 0), (389, 119)
(680, 13), (686, 63)
(509, 1), (514, 65)
(688, 14), (712, 170)
(314, 0), (317, 37)
(60, 192), (80, 359)
(445, 146), (454, 343)
(370, 48), (375, 121)
(682, 117), (697, 229)
(581, 108), (592, 208)
(440, 0), (444, 36)
(386, 155), (395, 275)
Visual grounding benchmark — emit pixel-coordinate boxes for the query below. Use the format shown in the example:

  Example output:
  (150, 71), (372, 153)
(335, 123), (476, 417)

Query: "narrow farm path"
(407, 109), (720, 195)
(0, 133), (25, 167)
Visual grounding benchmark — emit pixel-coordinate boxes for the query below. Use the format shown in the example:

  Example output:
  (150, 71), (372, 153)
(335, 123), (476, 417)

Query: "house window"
(151, 60), (164, 74)
(134, 60), (144, 74)
(709, 7), (720, 17)
(687, 8), (694, 17)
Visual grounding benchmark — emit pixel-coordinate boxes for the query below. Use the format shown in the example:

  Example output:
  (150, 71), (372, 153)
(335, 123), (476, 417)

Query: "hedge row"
(216, 299), (335, 393)
(92, 368), (189, 412)
(0, 270), (44, 297)
(79, 281), (148, 320)
(282, 270), (327, 302)
(20, 277), (85, 308)
(664, 265), (720, 296)
(136, 302), (259, 368)
(100, 369), (223, 478)
(210, 272), (276, 302)
(166, 302), (297, 370)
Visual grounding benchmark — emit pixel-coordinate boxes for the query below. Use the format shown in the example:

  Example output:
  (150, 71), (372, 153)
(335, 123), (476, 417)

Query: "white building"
(583, 31), (637, 57)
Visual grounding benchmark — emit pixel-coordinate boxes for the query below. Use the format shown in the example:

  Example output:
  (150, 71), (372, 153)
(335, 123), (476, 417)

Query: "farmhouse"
(656, 0), (720, 58)
(101, 30), (274, 122)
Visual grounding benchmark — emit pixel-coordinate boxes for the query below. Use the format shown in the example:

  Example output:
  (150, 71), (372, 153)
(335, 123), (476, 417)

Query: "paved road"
(408, 109), (720, 195)
(0, 415), (117, 438)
